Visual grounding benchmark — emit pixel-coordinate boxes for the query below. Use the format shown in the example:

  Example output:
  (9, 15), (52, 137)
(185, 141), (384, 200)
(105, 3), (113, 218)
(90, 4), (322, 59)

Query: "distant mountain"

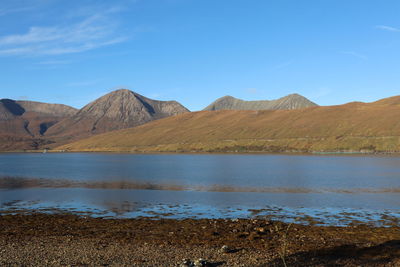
(16, 100), (77, 117)
(0, 99), (77, 150)
(46, 89), (189, 142)
(59, 95), (400, 153)
(203, 94), (317, 111)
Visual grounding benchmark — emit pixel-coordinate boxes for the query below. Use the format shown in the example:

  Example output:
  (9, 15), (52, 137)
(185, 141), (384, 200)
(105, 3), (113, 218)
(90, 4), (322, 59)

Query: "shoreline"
(2, 149), (400, 156)
(0, 214), (399, 266)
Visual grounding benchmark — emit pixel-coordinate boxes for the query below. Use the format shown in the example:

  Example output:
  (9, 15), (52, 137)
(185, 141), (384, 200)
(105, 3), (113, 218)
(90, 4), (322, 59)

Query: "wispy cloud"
(0, 7), (128, 56)
(375, 25), (400, 32)
(340, 51), (368, 61)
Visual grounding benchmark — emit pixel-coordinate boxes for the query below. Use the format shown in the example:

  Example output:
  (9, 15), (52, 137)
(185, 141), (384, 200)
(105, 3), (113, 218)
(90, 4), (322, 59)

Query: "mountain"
(16, 100), (77, 117)
(58, 95), (400, 153)
(203, 94), (317, 111)
(0, 99), (77, 150)
(46, 89), (189, 142)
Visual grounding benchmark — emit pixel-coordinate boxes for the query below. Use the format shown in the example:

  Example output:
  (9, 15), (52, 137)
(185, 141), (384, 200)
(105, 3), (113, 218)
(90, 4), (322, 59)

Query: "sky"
(0, 0), (400, 111)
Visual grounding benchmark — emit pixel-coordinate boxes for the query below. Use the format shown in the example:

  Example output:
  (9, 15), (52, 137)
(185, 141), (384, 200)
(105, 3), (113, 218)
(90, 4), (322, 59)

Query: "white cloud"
(375, 25), (400, 32)
(0, 8), (128, 56)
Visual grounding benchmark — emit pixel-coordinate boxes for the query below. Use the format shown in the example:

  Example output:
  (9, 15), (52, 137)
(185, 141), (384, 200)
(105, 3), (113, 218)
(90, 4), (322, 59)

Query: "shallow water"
(0, 153), (399, 225)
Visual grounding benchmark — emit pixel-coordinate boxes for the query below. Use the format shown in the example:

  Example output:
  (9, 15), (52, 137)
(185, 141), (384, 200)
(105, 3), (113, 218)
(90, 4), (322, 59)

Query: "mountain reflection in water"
(0, 153), (399, 225)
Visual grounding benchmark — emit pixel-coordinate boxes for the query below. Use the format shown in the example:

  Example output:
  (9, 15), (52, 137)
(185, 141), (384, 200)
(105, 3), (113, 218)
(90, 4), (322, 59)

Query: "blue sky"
(1, 0), (400, 111)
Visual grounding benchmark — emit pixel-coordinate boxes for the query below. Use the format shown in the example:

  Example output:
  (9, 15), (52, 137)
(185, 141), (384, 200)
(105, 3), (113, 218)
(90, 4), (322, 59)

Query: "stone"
(179, 258), (193, 267)
(193, 258), (208, 267)
(220, 245), (231, 253)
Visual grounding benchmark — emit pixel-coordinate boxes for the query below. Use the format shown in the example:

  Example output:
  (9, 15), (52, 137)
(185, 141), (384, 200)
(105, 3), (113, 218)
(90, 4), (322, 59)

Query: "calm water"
(0, 153), (399, 225)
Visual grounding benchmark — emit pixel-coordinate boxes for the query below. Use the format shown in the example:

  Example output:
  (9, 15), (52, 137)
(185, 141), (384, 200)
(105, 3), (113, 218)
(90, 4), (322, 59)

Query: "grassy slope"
(57, 96), (400, 153)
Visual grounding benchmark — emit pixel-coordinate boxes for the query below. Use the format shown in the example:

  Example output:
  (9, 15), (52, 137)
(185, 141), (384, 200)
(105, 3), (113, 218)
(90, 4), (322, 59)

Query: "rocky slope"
(0, 99), (77, 150)
(46, 89), (189, 142)
(203, 94), (317, 111)
(0, 89), (189, 151)
(59, 95), (400, 153)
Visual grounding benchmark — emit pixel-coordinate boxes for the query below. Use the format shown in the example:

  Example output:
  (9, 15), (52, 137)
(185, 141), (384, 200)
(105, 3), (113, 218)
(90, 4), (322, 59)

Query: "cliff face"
(204, 94), (317, 111)
(46, 89), (190, 141)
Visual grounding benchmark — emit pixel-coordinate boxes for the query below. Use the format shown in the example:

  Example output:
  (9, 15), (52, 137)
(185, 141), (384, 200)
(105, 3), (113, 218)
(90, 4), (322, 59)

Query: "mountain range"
(45, 89), (189, 143)
(4, 90), (400, 153)
(0, 89), (189, 150)
(0, 90), (317, 151)
(203, 94), (317, 111)
(58, 95), (400, 153)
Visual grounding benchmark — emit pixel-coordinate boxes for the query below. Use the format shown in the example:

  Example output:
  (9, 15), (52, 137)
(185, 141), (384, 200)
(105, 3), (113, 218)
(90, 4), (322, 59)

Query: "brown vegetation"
(0, 99), (77, 151)
(59, 95), (400, 153)
(46, 89), (189, 145)
(0, 90), (189, 151)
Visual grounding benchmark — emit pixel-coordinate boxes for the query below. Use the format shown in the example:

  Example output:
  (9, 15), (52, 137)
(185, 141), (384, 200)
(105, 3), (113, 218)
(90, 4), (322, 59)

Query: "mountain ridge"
(203, 93), (317, 111)
(0, 89), (189, 150)
(58, 95), (400, 153)
(0, 99), (78, 150)
(45, 89), (190, 143)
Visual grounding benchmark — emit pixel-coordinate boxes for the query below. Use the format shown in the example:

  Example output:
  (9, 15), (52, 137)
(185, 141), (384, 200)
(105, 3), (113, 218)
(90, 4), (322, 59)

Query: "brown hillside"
(0, 99), (77, 151)
(58, 95), (400, 153)
(46, 89), (189, 144)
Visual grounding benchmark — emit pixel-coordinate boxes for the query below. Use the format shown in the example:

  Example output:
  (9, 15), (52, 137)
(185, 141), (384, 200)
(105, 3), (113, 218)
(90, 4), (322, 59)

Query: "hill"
(45, 89), (189, 143)
(203, 94), (317, 111)
(58, 95), (400, 153)
(0, 99), (77, 150)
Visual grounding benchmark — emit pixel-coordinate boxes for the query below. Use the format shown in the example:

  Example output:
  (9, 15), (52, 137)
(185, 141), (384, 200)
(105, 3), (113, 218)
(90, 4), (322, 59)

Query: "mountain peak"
(46, 89), (189, 140)
(220, 95), (236, 99)
(106, 88), (132, 96)
(203, 93), (317, 111)
(285, 93), (302, 97)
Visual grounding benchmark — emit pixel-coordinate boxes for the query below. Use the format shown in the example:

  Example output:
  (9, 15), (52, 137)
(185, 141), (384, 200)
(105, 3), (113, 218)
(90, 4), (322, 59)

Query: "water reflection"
(0, 188), (399, 226)
(0, 153), (400, 225)
(1, 153), (400, 188)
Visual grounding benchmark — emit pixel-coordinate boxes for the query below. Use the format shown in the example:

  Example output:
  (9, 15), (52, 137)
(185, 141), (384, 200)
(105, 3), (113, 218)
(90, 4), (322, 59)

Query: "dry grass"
(57, 96), (400, 153)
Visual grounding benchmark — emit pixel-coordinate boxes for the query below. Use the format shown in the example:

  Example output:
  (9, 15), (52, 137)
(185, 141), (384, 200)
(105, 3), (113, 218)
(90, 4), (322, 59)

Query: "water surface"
(0, 153), (399, 226)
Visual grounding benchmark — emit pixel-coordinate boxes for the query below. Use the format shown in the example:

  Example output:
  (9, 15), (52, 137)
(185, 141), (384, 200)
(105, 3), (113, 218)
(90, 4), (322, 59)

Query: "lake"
(0, 153), (399, 226)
